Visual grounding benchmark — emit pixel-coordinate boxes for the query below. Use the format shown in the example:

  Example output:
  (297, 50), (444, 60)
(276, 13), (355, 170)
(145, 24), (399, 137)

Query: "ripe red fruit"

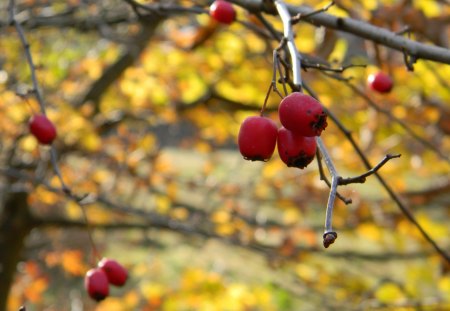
(277, 127), (317, 169)
(29, 114), (57, 145)
(85, 268), (109, 301)
(367, 72), (393, 93)
(238, 116), (278, 162)
(98, 258), (128, 287)
(209, 1), (236, 24)
(278, 92), (327, 137)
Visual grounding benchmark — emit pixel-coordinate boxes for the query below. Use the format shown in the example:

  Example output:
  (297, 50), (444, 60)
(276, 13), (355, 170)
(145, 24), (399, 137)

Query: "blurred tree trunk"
(0, 192), (34, 311)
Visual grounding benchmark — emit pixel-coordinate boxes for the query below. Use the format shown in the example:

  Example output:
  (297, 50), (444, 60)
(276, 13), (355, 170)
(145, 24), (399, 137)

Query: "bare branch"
(8, 0), (45, 114)
(270, 1), (448, 259)
(316, 151), (352, 205)
(344, 82), (450, 164)
(35, 216), (434, 261)
(8, 0), (102, 263)
(232, 0), (450, 64)
(303, 83), (450, 263)
(339, 154), (401, 185)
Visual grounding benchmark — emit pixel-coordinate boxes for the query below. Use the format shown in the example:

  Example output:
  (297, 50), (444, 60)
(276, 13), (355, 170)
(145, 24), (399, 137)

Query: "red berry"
(98, 258), (128, 287)
(210, 1), (236, 24)
(367, 72), (393, 93)
(85, 268), (109, 301)
(238, 116), (278, 162)
(278, 92), (327, 137)
(29, 114), (57, 145)
(277, 127), (317, 169)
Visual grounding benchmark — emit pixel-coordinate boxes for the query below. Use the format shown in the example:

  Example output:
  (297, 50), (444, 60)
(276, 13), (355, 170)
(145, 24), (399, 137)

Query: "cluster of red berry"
(238, 92), (328, 169)
(85, 258), (128, 301)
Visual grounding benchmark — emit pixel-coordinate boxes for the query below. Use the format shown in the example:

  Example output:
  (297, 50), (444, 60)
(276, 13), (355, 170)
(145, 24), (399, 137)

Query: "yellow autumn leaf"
(61, 250), (87, 276)
(66, 200), (82, 219)
(215, 223), (236, 236)
(96, 298), (127, 311)
(212, 210), (231, 224)
(141, 282), (165, 305)
(438, 276), (450, 301)
(24, 277), (48, 303)
(155, 195), (171, 214)
(283, 207), (302, 225)
(170, 207), (188, 220)
(375, 283), (406, 304)
(356, 223), (383, 242)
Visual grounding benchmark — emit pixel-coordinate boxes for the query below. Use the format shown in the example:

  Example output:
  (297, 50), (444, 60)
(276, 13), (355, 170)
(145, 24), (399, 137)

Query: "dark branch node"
(323, 231), (337, 248)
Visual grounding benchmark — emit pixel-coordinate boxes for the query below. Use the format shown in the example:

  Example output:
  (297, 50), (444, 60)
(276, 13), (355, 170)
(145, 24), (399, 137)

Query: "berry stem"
(79, 202), (102, 264)
(260, 50), (285, 116)
(274, 41), (289, 96)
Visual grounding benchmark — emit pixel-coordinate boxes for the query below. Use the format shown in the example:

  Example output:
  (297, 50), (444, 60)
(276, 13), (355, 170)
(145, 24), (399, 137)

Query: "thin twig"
(303, 62), (366, 73)
(9, 0), (101, 264)
(8, 0), (46, 114)
(50, 148), (69, 192)
(262, 0), (450, 64)
(291, 1), (335, 25)
(345, 82), (450, 164)
(339, 154), (401, 185)
(122, 0), (206, 16)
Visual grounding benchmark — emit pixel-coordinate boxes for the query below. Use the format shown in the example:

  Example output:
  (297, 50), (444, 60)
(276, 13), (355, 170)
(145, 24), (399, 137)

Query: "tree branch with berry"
(3, 0), (450, 307)
(8, 0), (130, 302)
(228, 0), (450, 261)
(270, 0), (449, 260)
